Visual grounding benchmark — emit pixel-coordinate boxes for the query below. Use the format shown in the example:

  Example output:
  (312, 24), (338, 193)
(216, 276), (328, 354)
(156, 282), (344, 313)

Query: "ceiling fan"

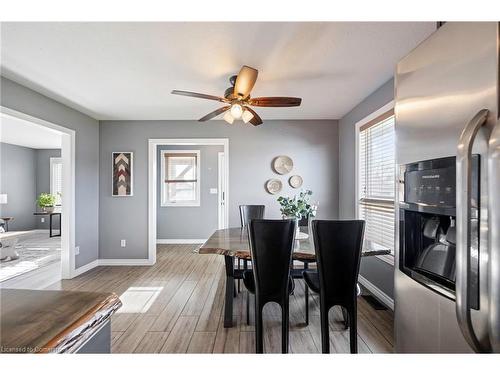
(171, 65), (302, 126)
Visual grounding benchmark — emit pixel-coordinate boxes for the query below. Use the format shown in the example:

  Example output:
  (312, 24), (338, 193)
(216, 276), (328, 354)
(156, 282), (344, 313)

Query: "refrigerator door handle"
(488, 118), (500, 352)
(456, 108), (489, 352)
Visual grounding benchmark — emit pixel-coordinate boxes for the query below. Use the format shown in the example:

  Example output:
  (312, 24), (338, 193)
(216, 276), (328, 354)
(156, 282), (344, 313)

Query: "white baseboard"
(157, 239), (206, 244)
(98, 258), (154, 266)
(358, 274), (394, 311)
(73, 259), (99, 277)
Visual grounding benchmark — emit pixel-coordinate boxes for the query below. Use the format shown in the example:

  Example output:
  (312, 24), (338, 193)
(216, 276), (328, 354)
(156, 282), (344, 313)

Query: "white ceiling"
(0, 22), (436, 121)
(0, 113), (62, 149)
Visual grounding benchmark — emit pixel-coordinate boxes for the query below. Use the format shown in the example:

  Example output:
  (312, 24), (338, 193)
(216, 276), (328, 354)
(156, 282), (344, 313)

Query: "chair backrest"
(239, 205), (265, 227)
(312, 220), (365, 305)
(247, 219), (296, 301)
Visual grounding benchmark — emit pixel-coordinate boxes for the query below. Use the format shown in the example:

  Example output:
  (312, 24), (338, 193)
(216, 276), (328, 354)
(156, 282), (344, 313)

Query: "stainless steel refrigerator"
(394, 22), (500, 353)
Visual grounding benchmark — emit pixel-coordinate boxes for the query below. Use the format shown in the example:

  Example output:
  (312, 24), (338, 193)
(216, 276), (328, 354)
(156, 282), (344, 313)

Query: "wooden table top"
(0, 289), (122, 353)
(197, 227), (391, 262)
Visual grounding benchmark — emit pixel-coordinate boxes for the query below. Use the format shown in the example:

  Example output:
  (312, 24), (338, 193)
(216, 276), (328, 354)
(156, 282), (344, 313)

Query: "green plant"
(277, 189), (317, 220)
(37, 193), (56, 207)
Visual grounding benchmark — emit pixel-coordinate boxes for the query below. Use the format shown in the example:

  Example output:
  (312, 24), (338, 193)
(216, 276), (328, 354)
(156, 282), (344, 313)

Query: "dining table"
(197, 226), (391, 328)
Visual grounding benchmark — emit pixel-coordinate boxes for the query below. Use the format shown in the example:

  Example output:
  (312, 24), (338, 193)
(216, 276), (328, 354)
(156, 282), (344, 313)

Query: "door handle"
(456, 108), (489, 352)
(488, 117), (500, 352)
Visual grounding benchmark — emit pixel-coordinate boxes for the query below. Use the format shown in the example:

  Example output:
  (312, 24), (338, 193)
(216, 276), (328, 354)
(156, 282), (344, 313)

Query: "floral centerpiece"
(277, 190), (317, 238)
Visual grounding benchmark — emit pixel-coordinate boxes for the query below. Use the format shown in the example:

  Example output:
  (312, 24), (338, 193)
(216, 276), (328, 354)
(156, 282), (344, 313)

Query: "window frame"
(50, 157), (63, 207)
(160, 149), (201, 207)
(355, 101), (395, 265)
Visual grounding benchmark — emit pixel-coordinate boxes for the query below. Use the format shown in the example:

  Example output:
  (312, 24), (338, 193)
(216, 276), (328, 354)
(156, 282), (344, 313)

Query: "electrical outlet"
(41, 218), (45, 223)
(121, 239), (126, 247)
(210, 188), (218, 194)
(75, 246), (80, 255)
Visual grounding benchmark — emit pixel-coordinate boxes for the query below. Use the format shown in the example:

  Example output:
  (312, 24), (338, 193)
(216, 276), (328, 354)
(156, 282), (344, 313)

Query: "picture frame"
(112, 151), (133, 197)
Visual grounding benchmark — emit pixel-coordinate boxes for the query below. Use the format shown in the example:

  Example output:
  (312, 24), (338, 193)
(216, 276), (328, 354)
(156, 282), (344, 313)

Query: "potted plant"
(277, 190), (317, 238)
(37, 193), (56, 213)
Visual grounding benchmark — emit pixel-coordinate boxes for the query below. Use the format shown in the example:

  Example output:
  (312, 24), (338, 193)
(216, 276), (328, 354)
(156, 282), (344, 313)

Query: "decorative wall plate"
(272, 155), (293, 175)
(289, 175), (303, 188)
(265, 179), (283, 195)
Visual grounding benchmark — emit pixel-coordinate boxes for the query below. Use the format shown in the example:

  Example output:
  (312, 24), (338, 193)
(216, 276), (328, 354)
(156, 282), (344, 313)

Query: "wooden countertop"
(0, 289), (121, 353)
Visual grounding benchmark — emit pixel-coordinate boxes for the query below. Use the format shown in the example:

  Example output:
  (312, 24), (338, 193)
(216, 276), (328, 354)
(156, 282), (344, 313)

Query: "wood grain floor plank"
(113, 315), (156, 353)
(61, 245), (394, 354)
(150, 280), (197, 332)
(134, 332), (170, 353)
(239, 331), (256, 354)
(187, 332), (216, 353)
(160, 316), (198, 353)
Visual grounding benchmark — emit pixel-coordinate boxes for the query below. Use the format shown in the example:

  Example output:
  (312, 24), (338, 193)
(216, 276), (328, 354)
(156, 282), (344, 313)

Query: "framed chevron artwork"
(112, 152), (133, 197)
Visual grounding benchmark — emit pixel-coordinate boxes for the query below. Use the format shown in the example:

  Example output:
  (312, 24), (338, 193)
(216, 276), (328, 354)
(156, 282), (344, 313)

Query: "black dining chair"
(303, 220), (365, 353)
(243, 219), (296, 353)
(239, 205), (266, 227)
(238, 205), (265, 321)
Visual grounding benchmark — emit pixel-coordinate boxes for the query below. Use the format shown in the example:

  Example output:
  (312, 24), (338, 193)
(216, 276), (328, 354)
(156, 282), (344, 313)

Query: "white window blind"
(50, 157), (63, 206)
(358, 110), (395, 253)
(162, 151), (200, 206)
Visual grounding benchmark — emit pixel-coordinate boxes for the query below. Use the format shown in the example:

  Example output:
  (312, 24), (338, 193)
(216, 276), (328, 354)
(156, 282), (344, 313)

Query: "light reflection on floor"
(117, 286), (164, 314)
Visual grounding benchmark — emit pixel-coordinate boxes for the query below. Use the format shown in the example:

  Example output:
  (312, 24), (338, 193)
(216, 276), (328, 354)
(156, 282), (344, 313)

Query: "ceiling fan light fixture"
(223, 111), (234, 124)
(242, 109), (254, 124)
(230, 103), (243, 119)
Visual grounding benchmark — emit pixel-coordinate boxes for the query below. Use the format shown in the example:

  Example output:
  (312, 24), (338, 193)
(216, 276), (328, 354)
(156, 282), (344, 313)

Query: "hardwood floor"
(54, 244), (394, 353)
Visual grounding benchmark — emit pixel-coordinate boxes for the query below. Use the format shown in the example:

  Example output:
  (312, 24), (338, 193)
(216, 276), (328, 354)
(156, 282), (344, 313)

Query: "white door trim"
(1, 106), (77, 279)
(148, 138), (229, 265)
(217, 151), (227, 229)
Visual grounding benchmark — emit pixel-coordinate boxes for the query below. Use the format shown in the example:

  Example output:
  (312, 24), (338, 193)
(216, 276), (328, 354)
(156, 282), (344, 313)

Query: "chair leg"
(341, 307), (349, 329)
(255, 301), (264, 353)
(246, 290), (250, 325)
(304, 262), (309, 326)
(305, 285), (309, 325)
(320, 306), (330, 354)
(281, 300), (290, 354)
(237, 259), (241, 293)
(348, 304), (358, 354)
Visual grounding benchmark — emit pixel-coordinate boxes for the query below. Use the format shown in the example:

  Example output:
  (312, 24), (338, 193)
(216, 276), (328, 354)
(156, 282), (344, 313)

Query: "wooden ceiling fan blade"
(198, 106), (231, 122)
(233, 66), (258, 99)
(245, 107), (263, 126)
(248, 97), (302, 107)
(172, 90), (228, 103)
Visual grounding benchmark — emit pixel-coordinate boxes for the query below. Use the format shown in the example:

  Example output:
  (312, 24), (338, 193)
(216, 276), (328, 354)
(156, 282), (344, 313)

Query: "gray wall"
(99, 120), (339, 260)
(0, 142), (37, 230)
(338, 78), (395, 299)
(1, 77), (100, 268)
(35, 149), (61, 229)
(157, 144), (223, 240)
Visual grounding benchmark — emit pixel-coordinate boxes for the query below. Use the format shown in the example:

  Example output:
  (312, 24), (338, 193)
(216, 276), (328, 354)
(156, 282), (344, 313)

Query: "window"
(357, 106), (395, 258)
(50, 157), (63, 206)
(161, 150), (200, 206)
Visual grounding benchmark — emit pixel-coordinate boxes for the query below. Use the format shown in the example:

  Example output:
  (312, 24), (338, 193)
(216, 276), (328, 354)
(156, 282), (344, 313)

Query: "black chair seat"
(302, 270), (320, 293)
(243, 270), (295, 295)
